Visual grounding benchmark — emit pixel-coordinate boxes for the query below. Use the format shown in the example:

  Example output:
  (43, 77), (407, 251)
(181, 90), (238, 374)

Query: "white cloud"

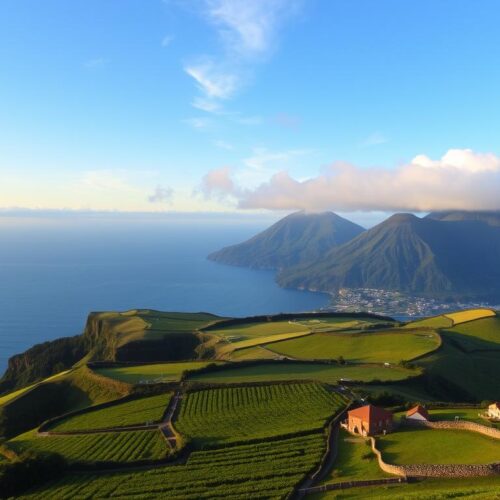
(185, 61), (238, 100)
(201, 149), (500, 212)
(161, 35), (174, 47)
(192, 97), (221, 113)
(148, 185), (174, 203)
(200, 166), (236, 200)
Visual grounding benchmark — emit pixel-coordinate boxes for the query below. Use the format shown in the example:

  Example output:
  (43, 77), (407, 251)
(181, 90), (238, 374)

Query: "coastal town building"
(345, 404), (393, 436)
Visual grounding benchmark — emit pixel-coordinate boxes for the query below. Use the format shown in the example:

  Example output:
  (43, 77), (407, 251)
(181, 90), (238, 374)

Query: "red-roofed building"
(346, 404), (393, 436)
(406, 405), (430, 421)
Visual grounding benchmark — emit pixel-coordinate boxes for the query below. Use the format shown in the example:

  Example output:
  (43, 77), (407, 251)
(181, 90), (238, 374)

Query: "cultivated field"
(444, 308), (496, 325)
(94, 361), (219, 384)
(402, 315), (453, 329)
(21, 433), (326, 499)
(8, 429), (168, 463)
(188, 362), (419, 384)
(267, 329), (439, 363)
(377, 428), (500, 464)
(207, 320), (309, 340)
(176, 382), (346, 446)
(48, 392), (171, 431)
(228, 346), (279, 360)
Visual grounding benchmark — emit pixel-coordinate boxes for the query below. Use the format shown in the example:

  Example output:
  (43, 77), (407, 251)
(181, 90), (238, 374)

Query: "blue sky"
(2, 0), (500, 218)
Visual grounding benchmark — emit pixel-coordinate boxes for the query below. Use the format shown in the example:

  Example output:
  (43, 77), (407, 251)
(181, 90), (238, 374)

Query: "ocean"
(0, 217), (329, 373)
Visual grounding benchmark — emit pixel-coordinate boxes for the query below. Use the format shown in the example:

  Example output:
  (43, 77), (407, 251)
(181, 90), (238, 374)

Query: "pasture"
(267, 329), (439, 362)
(402, 315), (453, 329)
(428, 408), (500, 428)
(176, 382), (346, 446)
(207, 320), (309, 341)
(377, 428), (500, 465)
(447, 316), (500, 345)
(444, 308), (496, 325)
(21, 433), (326, 499)
(94, 361), (219, 384)
(319, 430), (390, 486)
(8, 429), (168, 463)
(48, 392), (171, 431)
(229, 346), (279, 360)
(188, 362), (419, 384)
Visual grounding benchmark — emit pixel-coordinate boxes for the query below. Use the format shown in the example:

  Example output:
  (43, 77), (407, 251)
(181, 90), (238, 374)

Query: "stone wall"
(404, 418), (500, 440)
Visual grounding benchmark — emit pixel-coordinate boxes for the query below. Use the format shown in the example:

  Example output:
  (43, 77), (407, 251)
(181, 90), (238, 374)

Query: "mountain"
(278, 213), (500, 300)
(426, 210), (500, 227)
(208, 211), (365, 270)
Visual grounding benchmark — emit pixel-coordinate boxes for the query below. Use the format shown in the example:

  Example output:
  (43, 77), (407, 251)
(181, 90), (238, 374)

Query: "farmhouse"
(406, 404), (430, 421)
(487, 402), (500, 420)
(345, 404), (393, 436)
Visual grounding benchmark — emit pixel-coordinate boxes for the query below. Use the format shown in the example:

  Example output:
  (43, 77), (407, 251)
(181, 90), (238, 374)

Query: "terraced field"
(94, 361), (219, 384)
(21, 433), (326, 499)
(8, 429), (168, 463)
(188, 362), (419, 384)
(267, 329), (439, 363)
(377, 428), (500, 464)
(48, 393), (171, 432)
(176, 382), (346, 446)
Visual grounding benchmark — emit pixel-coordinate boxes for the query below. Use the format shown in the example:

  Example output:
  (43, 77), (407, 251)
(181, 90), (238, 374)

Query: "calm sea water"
(0, 218), (329, 373)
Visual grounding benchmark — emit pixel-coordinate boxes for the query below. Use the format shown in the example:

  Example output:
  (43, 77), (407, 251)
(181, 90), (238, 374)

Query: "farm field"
(267, 329), (439, 362)
(21, 433), (326, 499)
(377, 428), (500, 465)
(8, 429), (168, 463)
(229, 346), (279, 360)
(48, 392), (171, 431)
(94, 361), (219, 384)
(206, 320), (309, 341)
(447, 316), (500, 345)
(176, 382), (346, 446)
(311, 476), (500, 499)
(402, 315), (453, 329)
(188, 362), (419, 384)
(319, 430), (391, 486)
(444, 308), (496, 325)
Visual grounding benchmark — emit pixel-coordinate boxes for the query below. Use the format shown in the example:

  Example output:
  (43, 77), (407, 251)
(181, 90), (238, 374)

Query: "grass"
(229, 346), (279, 360)
(267, 330), (439, 363)
(428, 408), (500, 428)
(8, 429), (168, 463)
(94, 361), (220, 384)
(176, 382), (346, 446)
(21, 433), (326, 499)
(377, 428), (500, 465)
(402, 315), (453, 329)
(207, 320), (309, 341)
(48, 393), (171, 432)
(310, 476), (500, 499)
(319, 430), (391, 486)
(216, 330), (313, 357)
(444, 308), (496, 325)
(0, 370), (70, 407)
(447, 316), (500, 345)
(188, 362), (419, 384)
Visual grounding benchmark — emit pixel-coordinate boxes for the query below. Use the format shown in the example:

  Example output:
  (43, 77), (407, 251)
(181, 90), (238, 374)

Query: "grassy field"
(207, 320), (309, 340)
(8, 429), (168, 463)
(319, 430), (391, 486)
(311, 476), (500, 499)
(267, 330), (439, 363)
(229, 346), (279, 360)
(94, 361), (220, 384)
(377, 428), (500, 465)
(444, 308), (496, 325)
(447, 316), (500, 345)
(48, 393), (171, 432)
(188, 362), (419, 384)
(0, 370), (70, 407)
(428, 408), (500, 428)
(216, 330), (313, 357)
(21, 433), (326, 499)
(402, 315), (453, 329)
(176, 382), (346, 446)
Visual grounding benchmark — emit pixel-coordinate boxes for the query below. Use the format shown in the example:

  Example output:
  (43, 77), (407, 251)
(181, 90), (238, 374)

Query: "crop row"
(50, 392), (172, 432)
(176, 382), (346, 445)
(22, 433), (326, 499)
(9, 429), (168, 463)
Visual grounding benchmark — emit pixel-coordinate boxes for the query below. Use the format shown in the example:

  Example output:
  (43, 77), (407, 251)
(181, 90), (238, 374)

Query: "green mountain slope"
(208, 211), (365, 269)
(278, 213), (500, 299)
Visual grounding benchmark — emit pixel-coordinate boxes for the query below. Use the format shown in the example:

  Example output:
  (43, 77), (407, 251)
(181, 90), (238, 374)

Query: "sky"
(2, 0), (500, 223)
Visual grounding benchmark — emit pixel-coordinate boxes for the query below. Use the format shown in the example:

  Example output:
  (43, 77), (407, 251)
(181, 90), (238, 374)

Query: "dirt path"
(159, 390), (182, 447)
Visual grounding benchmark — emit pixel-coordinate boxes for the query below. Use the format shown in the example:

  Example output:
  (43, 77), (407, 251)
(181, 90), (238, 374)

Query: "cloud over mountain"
(202, 149), (500, 212)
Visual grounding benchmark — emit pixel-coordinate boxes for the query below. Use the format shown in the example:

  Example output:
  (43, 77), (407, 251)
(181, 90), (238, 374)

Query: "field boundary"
(299, 477), (407, 495)
(403, 418), (500, 440)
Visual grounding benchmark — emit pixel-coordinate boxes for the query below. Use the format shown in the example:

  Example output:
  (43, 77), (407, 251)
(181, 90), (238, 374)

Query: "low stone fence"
(404, 418), (500, 440)
(301, 477), (407, 495)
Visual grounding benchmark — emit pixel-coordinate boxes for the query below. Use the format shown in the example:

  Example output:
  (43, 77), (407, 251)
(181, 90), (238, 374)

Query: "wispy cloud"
(214, 140), (233, 150)
(362, 131), (389, 147)
(201, 149), (500, 212)
(148, 185), (174, 203)
(83, 57), (108, 70)
(192, 97), (221, 113)
(183, 117), (212, 130)
(161, 34), (174, 47)
(184, 0), (301, 109)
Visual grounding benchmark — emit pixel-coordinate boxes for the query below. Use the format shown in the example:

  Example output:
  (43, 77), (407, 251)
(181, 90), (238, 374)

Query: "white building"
(487, 402), (500, 420)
